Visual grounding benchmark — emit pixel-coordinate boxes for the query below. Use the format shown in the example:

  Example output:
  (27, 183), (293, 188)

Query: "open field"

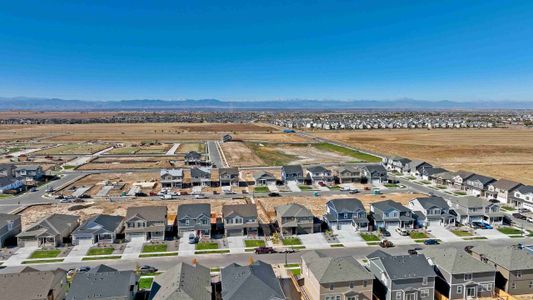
(35, 143), (111, 155)
(177, 143), (206, 153)
(59, 172), (160, 197)
(316, 128), (533, 184)
(247, 143), (362, 165)
(77, 156), (178, 170)
(221, 141), (265, 167)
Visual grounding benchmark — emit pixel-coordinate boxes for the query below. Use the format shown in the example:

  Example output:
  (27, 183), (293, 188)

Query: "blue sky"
(1, 0), (532, 101)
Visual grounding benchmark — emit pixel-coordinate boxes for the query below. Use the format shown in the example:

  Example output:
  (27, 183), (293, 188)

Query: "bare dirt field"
(77, 158), (178, 170)
(59, 172), (160, 197)
(220, 141), (265, 167)
(316, 128), (533, 185)
(177, 143), (206, 153)
(0, 123), (309, 143)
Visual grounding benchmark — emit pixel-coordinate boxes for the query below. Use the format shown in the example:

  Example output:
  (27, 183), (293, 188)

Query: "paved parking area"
(3, 246), (37, 266)
(474, 228), (509, 240)
(298, 233), (329, 249)
(427, 225), (462, 242)
(286, 181), (301, 192)
(122, 236), (144, 259)
(227, 236), (246, 254)
(178, 231), (196, 256)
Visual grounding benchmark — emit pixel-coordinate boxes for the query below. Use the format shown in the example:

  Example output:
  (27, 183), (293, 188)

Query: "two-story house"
(219, 167), (240, 186)
(301, 250), (374, 300)
(184, 151), (205, 166)
(306, 166), (334, 185)
(0, 267), (67, 300)
(464, 174), (496, 197)
(511, 185), (533, 211)
(450, 197), (503, 225)
(177, 203), (211, 238)
(281, 165), (305, 184)
(150, 262), (212, 300)
(431, 171), (456, 189)
(17, 214), (79, 247)
(469, 244), (533, 295)
(160, 169), (184, 188)
(67, 265), (140, 300)
(452, 171), (475, 190)
(361, 164), (388, 184)
(486, 179), (522, 204)
(124, 206), (167, 241)
(405, 160), (433, 177)
(323, 198), (368, 231)
(222, 204), (258, 237)
(335, 166), (362, 183)
(190, 167), (212, 187)
(370, 200), (415, 230)
(221, 261), (286, 300)
(275, 203), (314, 236)
(422, 167), (449, 182)
(385, 156), (412, 173)
(366, 250), (437, 300)
(0, 213), (21, 247)
(423, 248), (496, 299)
(0, 164), (23, 193)
(409, 197), (456, 227)
(14, 165), (44, 187)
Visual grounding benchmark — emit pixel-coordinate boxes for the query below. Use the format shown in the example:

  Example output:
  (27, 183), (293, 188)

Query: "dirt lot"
(257, 192), (426, 222)
(221, 141), (265, 167)
(77, 158), (178, 170)
(316, 128), (533, 185)
(19, 198), (248, 228)
(35, 143), (111, 155)
(177, 143), (206, 153)
(0, 123), (309, 143)
(59, 172), (160, 197)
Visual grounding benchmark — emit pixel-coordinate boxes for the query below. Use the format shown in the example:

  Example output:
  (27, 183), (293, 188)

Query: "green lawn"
(330, 243), (344, 248)
(500, 206), (515, 211)
(86, 247), (114, 256)
(384, 184), (399, 188)
(244, 240), (265, 248)
(195, 242), (219, 250)
(298, 185), (312, 190)
(142, 244), (168, 253)
(138, 277), (154, 290)
(0, 194), (13, 200)
(22, 259), (64, 264)
(360, 233), (380, 241)
(210, 267), (221, 272)
(312, 143), (382, 162)
(284, 263), (300, 268)
(454, 191), (467, 196)
(290, 269), (302, 276)
(194, 249), (230, 254)
(497, 227), (523, 235)
(82, 255), (122, 261)
(253, 186), (269, 193)
(282, 237), (302, 246)
(409, 232), (429, 239)
(139, 252), (178, 258)
(451, 230), (473, 237)
(30, 249), (61, 259)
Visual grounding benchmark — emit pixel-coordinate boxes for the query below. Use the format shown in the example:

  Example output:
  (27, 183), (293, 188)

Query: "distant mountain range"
(0, 96), (532, 111)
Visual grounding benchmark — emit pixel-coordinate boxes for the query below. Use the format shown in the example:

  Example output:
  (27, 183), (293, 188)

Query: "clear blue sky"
(1, 0), (533, 101)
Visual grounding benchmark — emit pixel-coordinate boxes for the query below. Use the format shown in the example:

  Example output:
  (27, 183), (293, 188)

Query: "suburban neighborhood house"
(282, 165), (305, 184)
(276, 203), (314, 236)
(177, 203), (211, 238)
(301, 250), (374, 300)
(219, 167), (239, 186)
(361, 164), (388, 184)
(149, 262), (212, 300)
(17, 214), (79, 247)
(334, 166), (361, 183)
(0, 163), (23, 193)
(306, 165), (334, 185)
(469, 245), (533, 295)
(0, 213), (21, 247)
(221, 261), (286, 300)
(408, 197), (456, 227)
(222, 204), (259, 237)
(0, 267), (67, 300)
(366, 250), (437, 300)
(253, 170), (277, 186)
(512, 185), (533, 211)
(486, 179), (522, 204)
(422, 248), (496, 300)
(405, 160), (433, 177)
(370, 200), (415, 230)
(190, 167), (211, 187)
(160, 169), (184, 188)
(71, 214), (124, 245)
(323, 198), (369, 231)
(124, 206), (167, 241)
(449, 196), (503, 225)
(452, 171), (475, 190)
(14, 165), (44, 186)
(464, 174), (496, 197)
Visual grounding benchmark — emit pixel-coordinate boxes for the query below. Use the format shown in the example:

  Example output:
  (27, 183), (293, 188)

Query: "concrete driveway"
(3, 246), (38, 267)
(178, 231), (196, 256)
(122, 236), (145, 259)
(64, 241), (95, 263)
(298, 233), (329, 249)
(426, 225), (462, 242)
(334, 228), (365, 247)
(267, 182), (279, 193)
(474, 228), (509, 240)
(286, 181), (301, 192)
(227, 236), (246, 254)
(387, 228), (412, 245)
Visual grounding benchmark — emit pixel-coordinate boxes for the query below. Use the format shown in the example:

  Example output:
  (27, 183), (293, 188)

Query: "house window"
(185, 220), (190, 225)
(363, 280), (368, 287)
(350, 282), (355, 289)
(348, 296), (359, 300)
(329, 284), (334, 290)
(457, 286), (463, 294)
(422, 277), (428, 285)
(512, 283), (516, 289)
(396, 291), (402, 300)
(516, 271), (522, 278)
(528, 281), (533, 289)
(464, 273), (473, 281)
(421, 289), (429, 297)
(201, 219), (208, 225)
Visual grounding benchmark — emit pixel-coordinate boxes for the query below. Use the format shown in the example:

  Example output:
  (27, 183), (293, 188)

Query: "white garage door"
(23, 240), (39, 248)
(129, 234), (147, 242)
(338, 223), (353, 231)
(77, 238), (94, 246)
(372, 179), (381, 184)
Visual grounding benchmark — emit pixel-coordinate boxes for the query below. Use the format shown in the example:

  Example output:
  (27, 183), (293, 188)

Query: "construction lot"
(316, 128), (533, 184)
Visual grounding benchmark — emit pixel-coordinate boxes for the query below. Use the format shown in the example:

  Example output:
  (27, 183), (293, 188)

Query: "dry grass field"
(35, 143), (111, 155)
(77, 156), (178, 170)
(177, 143), (206, 153)
(220, 141), (265, 166)
(316, 128), (533, 184)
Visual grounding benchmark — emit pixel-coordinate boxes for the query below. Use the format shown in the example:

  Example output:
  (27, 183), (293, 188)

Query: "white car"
(527, 217), (533, 223)
(194, 194), (208, 199)
(395, 227), (409, 236)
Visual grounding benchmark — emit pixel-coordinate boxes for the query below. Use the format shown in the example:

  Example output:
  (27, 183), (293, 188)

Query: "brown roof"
(222, 204), (257, 218)
(126, 206), (167, 222)
(0, 268), (67, 300)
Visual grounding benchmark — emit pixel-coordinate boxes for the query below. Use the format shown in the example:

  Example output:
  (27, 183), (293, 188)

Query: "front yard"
(139, 277), (154, 290)
(244, 239), (265, 248)
(30, 249), (61, 259)
(497, 227), (523, 235)
(360, 233), (380, 242)
(282, 237), (302, 246)
(142, 244), (168, 253)
(195, 242), (219, 251)
(409, 231), (429, 239)
(86, 247), (114, 256)
(451, 230), (473, 237)
(253, 186), (269, 193)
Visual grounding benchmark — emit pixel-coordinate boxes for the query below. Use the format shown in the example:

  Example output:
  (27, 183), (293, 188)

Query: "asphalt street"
(207, 141), (224, 168)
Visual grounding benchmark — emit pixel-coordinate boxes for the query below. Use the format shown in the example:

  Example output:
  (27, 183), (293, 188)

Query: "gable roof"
(412, 197), (450, 210)
(516, 185), (533, 194)
(490, 179), (522, 191)
(160, 169), (183, 177)
(0, 268), (67, 300)
(219, 167), (239, 176)
(367, 251), (436, 280)
(126, 206), (167, 222)
(307, 166), (330, 173)
(372, 200), (410, 213)
(275, 203), (313, 218)
(362, 164), (387, 174)
(423, 167), (448, 176)
(150, 262), (211, 300)
(221, 261), (285, 300)
(67, 264), (138, 300)
(19, 213), (78, 237)
(471, 244), (533, 271)
(455, 196), (489, 208)
(0, 213), (20, 228)
(72, 214), (123, 236)
(466, 174), (495, 185)
(433, 171), (456, 181)
(191, 167), (211, 178)
(177, 203), (211, 220)
(253, 171), (276, 181)
(455, 171), (475, 180)
(422, 248), (495, 274)
(222, 204), (257, 218)
(302, 251), (373, 284)
(327, 198), (365, 213)
(282, 165), (303, 174)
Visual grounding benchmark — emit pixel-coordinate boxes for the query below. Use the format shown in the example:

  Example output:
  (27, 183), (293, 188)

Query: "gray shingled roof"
(372, 200), (410, 213)
(302, 251), (373, 284)
(327, 198), (365, 213)
(422, 248), (495, 274)
(490, 179), (522, 191)
(282, 165), (303, 174)
(221, 261), (285, 300)
(471, 244), (533, 271)
(363, 164), (387, 174)
(517, 185), (533, 194)
(275, 203), (313, 218)
(367, 250), (436, 280)
(72, 214), (123, 236)
(126, 206), (167, 222)
(191, 167), (211, 178)
(177, 203), (211, 219)
(307, 166), (330, 173)
(222, 204), (257, 218)
(150, 262), (211, 300)
(160, 169), (183, 177)
(0, 268), (67, 300)
(413, 197), (450, 210)
(467, 174), (495, 185)
(253, 171), (276, 181)
(219, 167), (239, 176)
(423, 167), (448, 176)
(0, 213), (20, 228)
(67, 265), (138, 300)
(18, 213), (78, 237)
(455, 171), (475, 180)
(454, 196), (489, 208)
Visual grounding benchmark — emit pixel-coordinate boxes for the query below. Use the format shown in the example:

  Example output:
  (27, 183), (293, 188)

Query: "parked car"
(188, 233), (199, 244)
(340, 186), (351, 192)
(349, 189), (359, 194)
(77, 266), (91, 273)
(513, 213), (527, 220)
(379, 228), (391, 237)
(282, 248), (296, 253)
(140, 265), (158, 274)
(194, 194), (208, 199)
(408, 249), (418, 255)
(59, 198), (72, 203)
(527, 217), (533, 223)
(268, 192), (281, 197)
(255, 247), (277, 254)
(379, 240), (394, 248)
(395, 227), (409, 236)
(30, 187), (37, 192)
(424, 239), (440, 245)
